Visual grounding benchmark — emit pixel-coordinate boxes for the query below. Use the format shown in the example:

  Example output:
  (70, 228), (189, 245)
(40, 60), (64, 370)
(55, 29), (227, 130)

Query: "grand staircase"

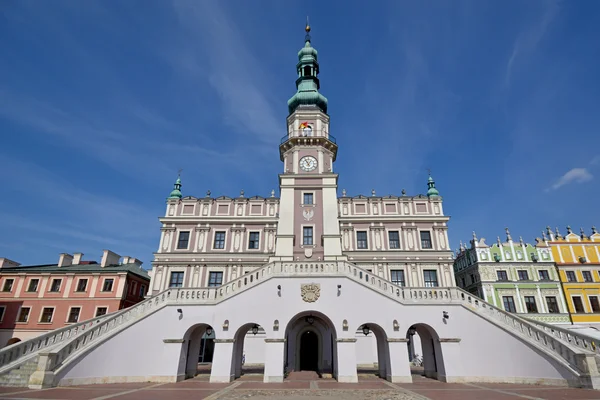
(0, 260), (598, 388)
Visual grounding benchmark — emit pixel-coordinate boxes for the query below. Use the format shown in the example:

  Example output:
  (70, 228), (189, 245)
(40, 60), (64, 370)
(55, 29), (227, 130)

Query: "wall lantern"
(222, 320), (229, 330)
(443, 311), (449, 320)
(206, 326), (213, 336)
(273, 320), (279, 331)
(342, 319), (348, 331)
(393, 320), (399, 331)
(362, 324), (371, 336)
(251, 324), (259, 335)
(177, 309), (182, 314)
(493, 254), (501, 262)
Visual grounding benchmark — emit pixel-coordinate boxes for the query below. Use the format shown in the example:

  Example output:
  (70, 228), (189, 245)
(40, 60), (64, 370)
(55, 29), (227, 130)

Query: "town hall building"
(0, 24), (599, 390)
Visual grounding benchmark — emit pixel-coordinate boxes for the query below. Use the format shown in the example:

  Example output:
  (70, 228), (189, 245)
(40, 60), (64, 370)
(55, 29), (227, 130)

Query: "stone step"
(286, 371), (321, 381)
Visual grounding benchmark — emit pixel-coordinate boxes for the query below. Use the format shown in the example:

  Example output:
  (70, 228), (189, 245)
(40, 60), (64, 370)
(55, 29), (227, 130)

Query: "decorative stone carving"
(301, 283), (321, 303)
(303, 208), (314, 221)
(202, 205), (208, 216)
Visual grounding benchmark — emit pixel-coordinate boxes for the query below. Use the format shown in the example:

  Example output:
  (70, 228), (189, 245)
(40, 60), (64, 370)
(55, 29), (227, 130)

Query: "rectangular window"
(208, 272), (223, 287)
(388, 231), (400, 249)
(177, 231), (190, 249)
(390, 270), (405, 286)
(102, 278), (114, 292)
(583, 271), (593, 282)
(460, 277), (466, 287)
(497, 270), (509, 281)
(573, 296), (585, 313)
(139, 285), (146, 298)
(40, 307), (54, 323)
(590, 296), (600, 313)
(213, 231), (226, 249)
(27, 279), (39, 292)
(303, 193), (314, 205)
(2, 279), (14, 292)
(423, 270), (438, 287)
(95, 307), (108, 317)
(420, 231), (432, 249)
(356, 231), (368, 249)
(76, 279), (88, 292)
(49, 279), (62, 292)
(546, 297), (560, 313)
(524, 296), (538, 313)
(169, 272), (184, 288)
(538, 270), (550, 280)
(248, 232), (260, 249)
(303, 227), (314, 245)
(67, 307), (81, 323)
(17, 307), (30, 323)
(503, 296), (516, 313)
(517, 270), (529, 281)
(566, 271), (577, 282)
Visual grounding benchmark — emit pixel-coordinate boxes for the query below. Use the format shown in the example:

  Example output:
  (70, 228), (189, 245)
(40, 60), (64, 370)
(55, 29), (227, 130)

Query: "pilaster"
(210, 339), (235, 383)
(335, 338), (358, 382)
(263, 339), (286, 382)
(436, 338), (463, 383)
(387, 338), (412, 383)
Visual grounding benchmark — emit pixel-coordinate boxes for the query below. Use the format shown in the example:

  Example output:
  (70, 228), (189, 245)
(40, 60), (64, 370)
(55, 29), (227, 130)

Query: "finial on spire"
(401, 188), (407, 196)
(371, 189), (376, 197)
(505, 227), (512, 241)
(426, 171), (440, 197)
(305, 16), (311, 41)
(472, 231), (478, 241)
(168, 174), (183, 200)
(519, 236), (524, 245)
(206, 190), (211, 198)
(566, 225), (572, 234)
(542, 230), (547, 241)
(342, 188), (347, 197)
(240, 189), (245, 198)
(271, 189), (275, 198)
(593, 226), (598, 234)
(497, 236), (502, 246)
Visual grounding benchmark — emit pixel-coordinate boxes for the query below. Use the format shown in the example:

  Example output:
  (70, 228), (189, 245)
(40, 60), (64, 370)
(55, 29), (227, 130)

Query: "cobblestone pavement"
(1, 374), (600, 400)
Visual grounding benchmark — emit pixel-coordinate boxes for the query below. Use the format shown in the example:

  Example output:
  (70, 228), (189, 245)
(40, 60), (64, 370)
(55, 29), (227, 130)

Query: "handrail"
(527, 318), (600, 356)
(0, 309), (118, 371)
(10, 260), (595, 381)
(280, 130), (336, 144)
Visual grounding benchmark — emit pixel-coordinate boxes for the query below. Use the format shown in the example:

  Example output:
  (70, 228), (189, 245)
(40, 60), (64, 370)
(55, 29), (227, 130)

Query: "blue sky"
(1, 1), (599, 267)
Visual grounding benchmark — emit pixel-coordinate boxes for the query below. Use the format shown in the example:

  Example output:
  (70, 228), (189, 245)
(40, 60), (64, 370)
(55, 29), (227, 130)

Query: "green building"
(454, 229), (571, 324)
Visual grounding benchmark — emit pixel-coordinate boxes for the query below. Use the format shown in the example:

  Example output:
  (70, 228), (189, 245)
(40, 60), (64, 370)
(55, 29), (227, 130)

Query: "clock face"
(299, 156), (318, 172)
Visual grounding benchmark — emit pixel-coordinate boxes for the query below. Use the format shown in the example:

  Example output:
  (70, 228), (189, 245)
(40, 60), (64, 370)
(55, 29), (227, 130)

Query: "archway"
(355, 323), (390, 380)
(180, 323), (215, 379)
(406, 323), (443, 380)
(232, 322), (264, 379)
(284, 311), (337, 378)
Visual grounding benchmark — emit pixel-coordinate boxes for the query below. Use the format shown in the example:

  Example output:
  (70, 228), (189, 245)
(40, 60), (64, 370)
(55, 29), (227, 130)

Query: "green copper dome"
(427, 175), (440, 197)
(168, 176), (182, 199)
(287, 25), (328, 115)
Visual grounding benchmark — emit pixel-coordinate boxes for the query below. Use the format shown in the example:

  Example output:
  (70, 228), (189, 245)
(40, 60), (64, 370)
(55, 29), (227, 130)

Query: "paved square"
(2, 374), (600, 400)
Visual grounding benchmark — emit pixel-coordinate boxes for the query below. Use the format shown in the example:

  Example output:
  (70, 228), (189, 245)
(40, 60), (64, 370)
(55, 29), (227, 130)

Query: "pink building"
(0, 250), (150, 346)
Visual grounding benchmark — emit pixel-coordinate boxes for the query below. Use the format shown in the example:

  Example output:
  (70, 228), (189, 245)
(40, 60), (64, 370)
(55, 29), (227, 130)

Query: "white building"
(0, 24), (599, 390)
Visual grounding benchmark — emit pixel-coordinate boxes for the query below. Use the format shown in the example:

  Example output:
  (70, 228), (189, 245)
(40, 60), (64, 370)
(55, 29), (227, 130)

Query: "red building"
(0, 250), (150, 346)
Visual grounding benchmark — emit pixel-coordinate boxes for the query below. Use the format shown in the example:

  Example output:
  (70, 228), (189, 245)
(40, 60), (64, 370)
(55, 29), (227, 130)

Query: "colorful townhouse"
(454, 229), (570, 324)
(0, 249), (150, 347)
(545, 226), (600, 325)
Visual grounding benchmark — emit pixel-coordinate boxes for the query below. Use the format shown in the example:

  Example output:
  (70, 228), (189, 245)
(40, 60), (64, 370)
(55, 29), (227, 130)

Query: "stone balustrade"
(527, 319), (600, 359)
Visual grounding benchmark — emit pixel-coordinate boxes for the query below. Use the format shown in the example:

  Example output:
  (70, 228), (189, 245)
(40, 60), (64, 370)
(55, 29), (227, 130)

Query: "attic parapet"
(164, 194), (281, 218)
(337, 193), (444, 217)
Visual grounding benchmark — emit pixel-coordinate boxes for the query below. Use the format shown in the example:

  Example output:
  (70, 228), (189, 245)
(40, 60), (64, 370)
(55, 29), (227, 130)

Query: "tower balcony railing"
(280, 130), (337, 144)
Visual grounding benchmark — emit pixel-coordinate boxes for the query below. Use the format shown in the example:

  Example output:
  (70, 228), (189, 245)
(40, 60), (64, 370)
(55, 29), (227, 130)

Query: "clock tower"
(274, 22), (343, 262)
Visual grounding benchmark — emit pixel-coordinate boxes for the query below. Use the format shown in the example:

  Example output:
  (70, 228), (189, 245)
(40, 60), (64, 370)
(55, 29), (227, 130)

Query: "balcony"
(279, 130), (338, 161)
(280, 130), (337, 144)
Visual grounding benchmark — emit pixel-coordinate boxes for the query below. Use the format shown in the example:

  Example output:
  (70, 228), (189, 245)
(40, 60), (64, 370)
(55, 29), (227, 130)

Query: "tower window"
(303, 227), (314, 245)
(303, 66), (311, 76)
(303, 193), (314, 205)
(177, 231), (190, 249)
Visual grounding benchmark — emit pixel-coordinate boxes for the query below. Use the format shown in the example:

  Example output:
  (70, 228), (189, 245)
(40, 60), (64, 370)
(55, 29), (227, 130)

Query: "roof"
(0, 262), (150, 281)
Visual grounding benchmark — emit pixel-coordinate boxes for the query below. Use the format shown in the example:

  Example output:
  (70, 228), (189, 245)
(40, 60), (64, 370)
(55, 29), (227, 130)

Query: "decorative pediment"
(215, 196), (233, 201)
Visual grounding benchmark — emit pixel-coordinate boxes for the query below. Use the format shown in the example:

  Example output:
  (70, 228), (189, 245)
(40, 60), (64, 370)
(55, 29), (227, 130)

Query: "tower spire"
(426, 171), (440, 197)
(287, 20), (328, 115)
(168, 172), (183, 199)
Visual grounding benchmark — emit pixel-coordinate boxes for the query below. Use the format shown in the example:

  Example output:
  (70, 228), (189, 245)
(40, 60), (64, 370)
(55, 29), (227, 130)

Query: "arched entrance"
(180, 324), (215, 379)
(232, 322), (264, 379)
(299, 330), (319, 371)
(284, 311), (337, 378)
(406, 323), (444, 380)
(355, 323), (390, 380)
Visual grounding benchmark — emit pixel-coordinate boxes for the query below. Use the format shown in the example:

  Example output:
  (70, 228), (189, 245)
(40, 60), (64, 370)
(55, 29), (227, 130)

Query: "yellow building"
(547, 226), (600, 324)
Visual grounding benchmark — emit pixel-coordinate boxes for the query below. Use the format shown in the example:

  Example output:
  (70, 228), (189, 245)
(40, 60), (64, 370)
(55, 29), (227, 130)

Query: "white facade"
(1, 27), (600, 390)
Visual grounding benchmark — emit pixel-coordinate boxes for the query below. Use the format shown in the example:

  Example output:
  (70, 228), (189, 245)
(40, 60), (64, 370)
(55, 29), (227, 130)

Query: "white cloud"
(505, 0), (560, 85)
(548, 167), (593, 191)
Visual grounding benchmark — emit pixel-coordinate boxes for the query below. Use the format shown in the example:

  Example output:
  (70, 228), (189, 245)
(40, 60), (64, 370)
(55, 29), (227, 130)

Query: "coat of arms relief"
(301, 283), (321, 303)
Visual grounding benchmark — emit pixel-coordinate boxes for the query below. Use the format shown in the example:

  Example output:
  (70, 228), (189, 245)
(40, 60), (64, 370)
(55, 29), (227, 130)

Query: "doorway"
(300, 330), (319, 371)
